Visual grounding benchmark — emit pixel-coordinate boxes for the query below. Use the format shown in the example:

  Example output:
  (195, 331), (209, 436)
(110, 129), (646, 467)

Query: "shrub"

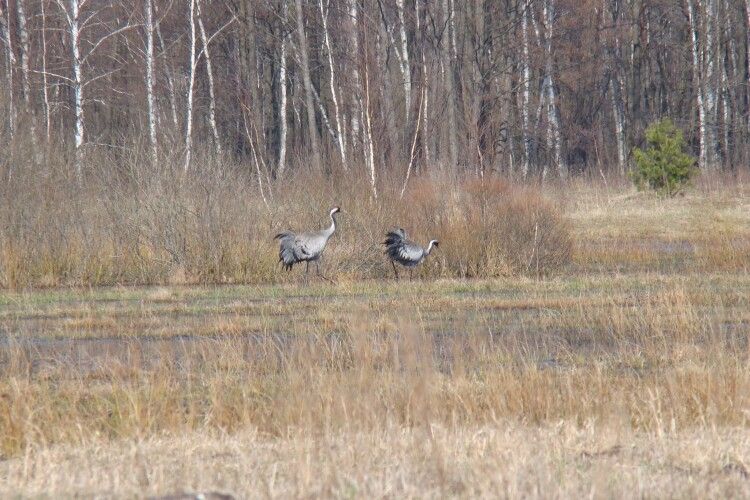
(631, 118), (697, 197)
(0, 149), (572, 288)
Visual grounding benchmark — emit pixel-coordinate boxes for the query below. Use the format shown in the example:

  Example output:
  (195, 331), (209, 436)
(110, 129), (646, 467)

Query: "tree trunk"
(1, 2), (16, 138)
(608, 0), (627, 174)
(687, 0), (707, 169)
(145, 0), (158, 165)
(184, 0), (197, 172)
(277, 1), (289, 178)
(70, 0), (85, 178)
(41, 0), (51, 140)
(294, 0), (322, 173)
(441, 0), (458, 170)
(156, 24), (179, 130)
(703, 0), (719, 168)
(319, 0), (346, 167)
(196, 0), (222, 156)
(396, 0), (412, 124)
(542, 0), (566, 179)
(521, 1), (532, 178)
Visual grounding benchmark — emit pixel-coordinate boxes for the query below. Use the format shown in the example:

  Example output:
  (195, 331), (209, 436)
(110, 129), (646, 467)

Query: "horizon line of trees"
(1, 0), (749, 194)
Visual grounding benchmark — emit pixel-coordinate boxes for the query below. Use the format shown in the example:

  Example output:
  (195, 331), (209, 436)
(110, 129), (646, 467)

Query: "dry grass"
(0, 156), (571, 288)
(1, 169), (749, 497)
(4, 424), (750, 498)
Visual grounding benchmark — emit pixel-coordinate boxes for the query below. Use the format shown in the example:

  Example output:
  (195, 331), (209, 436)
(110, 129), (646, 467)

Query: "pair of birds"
(274, 207), (440, 280)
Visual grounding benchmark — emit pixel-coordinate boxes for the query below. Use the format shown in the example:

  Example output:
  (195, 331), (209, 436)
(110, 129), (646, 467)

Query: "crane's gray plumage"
(384, 228), (439, 279)
(275, 207), (340, 274)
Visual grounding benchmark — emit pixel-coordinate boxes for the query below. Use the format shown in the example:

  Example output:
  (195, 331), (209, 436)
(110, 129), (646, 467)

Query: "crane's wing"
(384, 228), (424, 265)
(397, 242), (425, 263)
(275, 231), (312, 266)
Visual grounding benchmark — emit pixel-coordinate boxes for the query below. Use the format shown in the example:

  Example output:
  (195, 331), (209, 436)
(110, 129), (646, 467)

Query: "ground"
(0, 184), (749, 498)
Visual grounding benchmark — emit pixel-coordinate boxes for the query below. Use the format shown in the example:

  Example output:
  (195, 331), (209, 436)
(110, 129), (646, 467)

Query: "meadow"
(0, 169), (749, 498)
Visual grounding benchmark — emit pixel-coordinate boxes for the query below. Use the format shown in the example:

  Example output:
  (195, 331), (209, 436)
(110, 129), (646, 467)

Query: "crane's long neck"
(426, 240), (436, 255)
(324, 213), (337, 237)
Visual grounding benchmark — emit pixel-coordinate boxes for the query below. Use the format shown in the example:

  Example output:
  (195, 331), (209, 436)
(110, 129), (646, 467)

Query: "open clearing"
(1, 187), (749, 498)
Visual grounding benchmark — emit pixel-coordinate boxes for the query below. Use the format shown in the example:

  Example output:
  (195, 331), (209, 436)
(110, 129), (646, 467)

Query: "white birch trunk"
(184, 0), (197, 172)
(277, 1), (288, 178)
(294, 0), (322, 173)
(521, 2), (532, 178)
(41, 0), (51, 140)
(145, 0), (158, 165)
(687, 0), (707, 169)
(0, 3), (15, 137)
(319, 0), (346, 166)
(703, 0), (718, 167)
(396, 0), (412, 124)
(363, 45), (377, 199)
(16, 0), (41, 164)
(349, 0), (362, 160)
(69, 0), (85, 178)
(607, 0), (627, 174)
(542, 0), (565, 179)
(16, 0), (30, 106)
(416, 0), (430, 166)
(442, 0), (458, 170)
(745, 0), (750, 134)
(197, 0), (222, 156)
(156, 25), (179, 130)
(721, 53), (730, 164)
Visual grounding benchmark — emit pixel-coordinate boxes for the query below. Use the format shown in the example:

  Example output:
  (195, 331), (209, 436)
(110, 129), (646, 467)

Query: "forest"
(1, 0), (748, 188)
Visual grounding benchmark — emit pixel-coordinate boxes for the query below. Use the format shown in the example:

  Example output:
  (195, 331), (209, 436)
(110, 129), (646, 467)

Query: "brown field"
(1, 176), (749, 498)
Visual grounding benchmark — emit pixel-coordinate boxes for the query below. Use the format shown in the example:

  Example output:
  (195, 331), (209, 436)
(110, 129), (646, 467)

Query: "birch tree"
(442, 0), (458, 170)
(687, 0), (707, 169)
(0, 2), (15, 137)
(184, 0), (197, 171)
(47, 0), (136, 177)
(521, 1), (533, 178)
(607, 0), (627, 173)
(541, 0), (566, 179)
(319, 0), (346, 166)
(197, 0), (221, 155)
(277, 0), (289, 178)
(144, 0), (157, 165)
(295, 0), (322, 173)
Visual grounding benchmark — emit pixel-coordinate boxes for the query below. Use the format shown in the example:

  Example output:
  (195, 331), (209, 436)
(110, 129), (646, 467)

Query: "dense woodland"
(1, 0), (749, 191)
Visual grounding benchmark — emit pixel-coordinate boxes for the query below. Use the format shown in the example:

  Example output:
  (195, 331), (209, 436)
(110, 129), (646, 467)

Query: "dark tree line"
(1, 0), (748, 190)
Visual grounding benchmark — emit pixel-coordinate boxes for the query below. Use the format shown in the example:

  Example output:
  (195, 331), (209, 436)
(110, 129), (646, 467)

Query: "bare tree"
(48, 0), (136, 177)
(277, 0), (289, 178)
(197, 0), (222, 155)
(319, 0), (346, 166)
(184, 0), (197, 171)
(0, 2), (16, 137)
(295, 0), (322, 173)
(521, 1), (533, 178)
(687, 0), (707, 169)
(144, 0), (157, 165)
(541, 0), (565, 179)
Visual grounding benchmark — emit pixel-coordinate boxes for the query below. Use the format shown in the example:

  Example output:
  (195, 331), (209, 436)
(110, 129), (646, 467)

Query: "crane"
(383, 228), (439, 279)
(275, 207), (341, 280)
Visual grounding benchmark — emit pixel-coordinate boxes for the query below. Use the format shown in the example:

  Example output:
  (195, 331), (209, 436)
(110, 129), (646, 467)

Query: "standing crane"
(274, 207), (341, 279)
(383, 228), (439, 279)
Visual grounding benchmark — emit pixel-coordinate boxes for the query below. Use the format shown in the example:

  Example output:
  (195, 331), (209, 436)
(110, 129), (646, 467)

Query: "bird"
(274, 206), (341, 280)
(383, 228), (439, 280)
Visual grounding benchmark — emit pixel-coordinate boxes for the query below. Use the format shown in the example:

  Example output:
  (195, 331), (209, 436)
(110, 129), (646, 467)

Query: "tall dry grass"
(0, 152), (570, 288)
(1, 275), (748, 458)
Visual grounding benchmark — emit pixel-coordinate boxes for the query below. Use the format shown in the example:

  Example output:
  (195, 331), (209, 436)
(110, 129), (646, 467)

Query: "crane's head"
(428, 240), (440, 252)
(330, 207), (341, 217)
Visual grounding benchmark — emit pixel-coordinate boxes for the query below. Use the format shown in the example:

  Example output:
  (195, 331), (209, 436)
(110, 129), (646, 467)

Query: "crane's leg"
(409, 268), (413, 281)
(391, 261), (399, 280)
